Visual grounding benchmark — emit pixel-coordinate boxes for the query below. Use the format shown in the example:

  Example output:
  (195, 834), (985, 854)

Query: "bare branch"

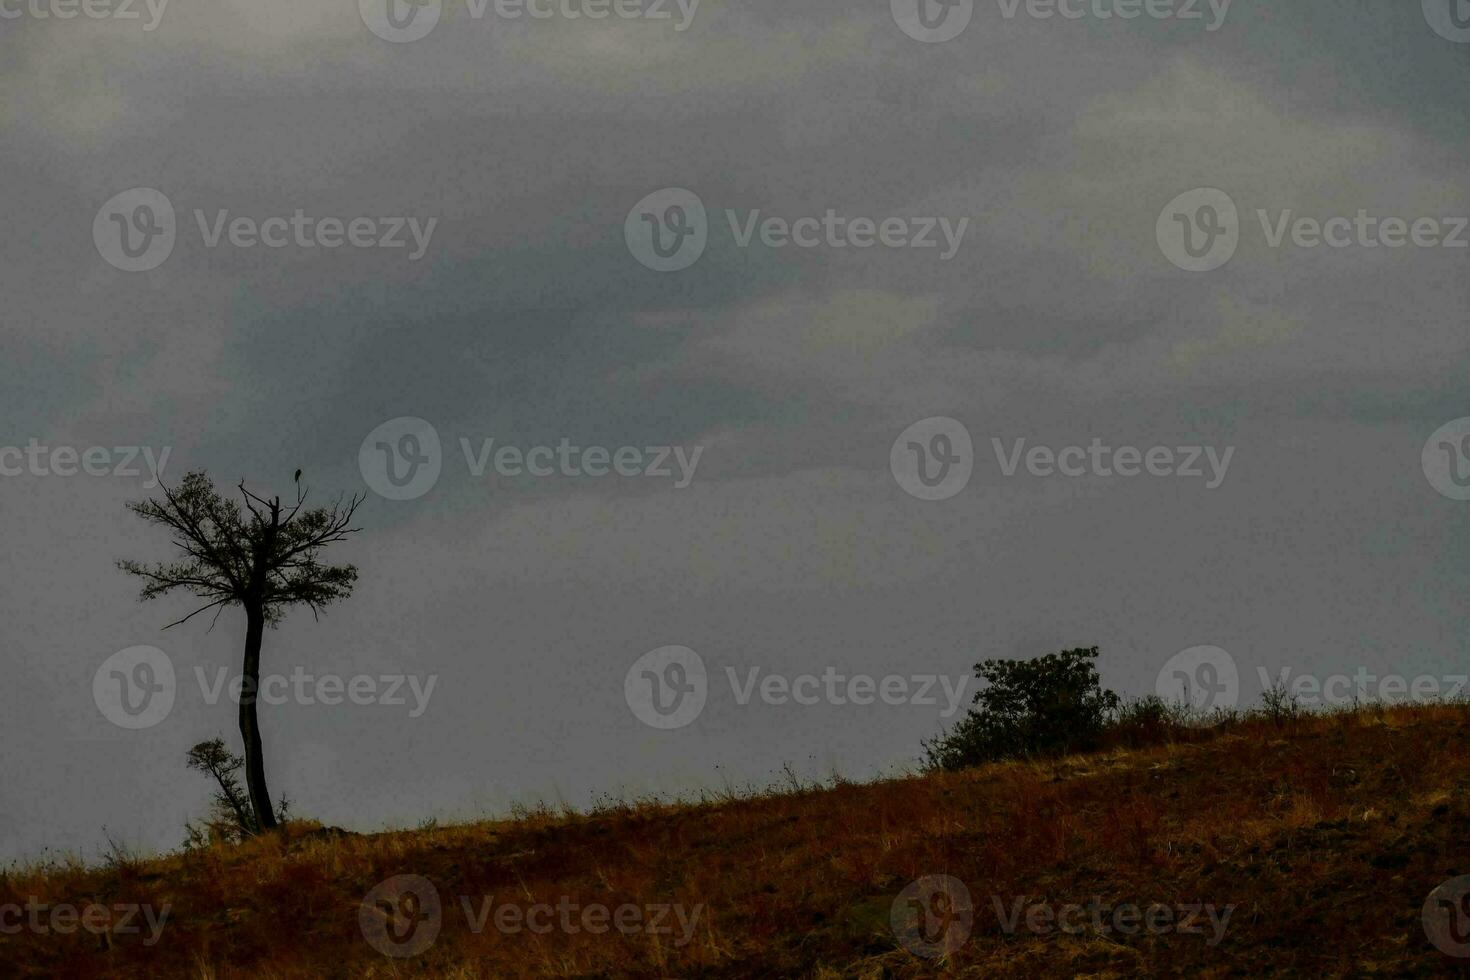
(161, 597), (232, 630)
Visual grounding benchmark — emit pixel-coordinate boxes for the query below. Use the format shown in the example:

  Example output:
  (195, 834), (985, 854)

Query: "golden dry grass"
(5, 702), (1469, 978)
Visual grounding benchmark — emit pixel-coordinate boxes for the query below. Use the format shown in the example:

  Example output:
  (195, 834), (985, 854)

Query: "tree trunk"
(239, 605), (277, 832)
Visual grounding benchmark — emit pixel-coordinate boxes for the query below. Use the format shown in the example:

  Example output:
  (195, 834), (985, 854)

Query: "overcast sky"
(2, 0), (1468, 863)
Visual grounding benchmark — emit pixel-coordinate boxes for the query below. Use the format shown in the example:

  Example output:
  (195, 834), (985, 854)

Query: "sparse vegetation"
(5, 701), (1470, 977)
(183, 738), (290, 846)
(1261, 678), (1304, 726)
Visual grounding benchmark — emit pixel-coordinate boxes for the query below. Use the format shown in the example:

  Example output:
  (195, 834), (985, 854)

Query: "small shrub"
(923, 646), (1121, 771)
(1260, 680), (1301, 727)
(184, 737), (290, 845)
(1105, 695), (1192, 748)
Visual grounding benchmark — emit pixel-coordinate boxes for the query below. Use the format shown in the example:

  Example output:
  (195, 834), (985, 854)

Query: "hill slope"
(5, 703), (1470, 978)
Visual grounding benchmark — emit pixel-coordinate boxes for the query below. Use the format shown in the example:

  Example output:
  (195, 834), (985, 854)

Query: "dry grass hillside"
(5, 703), (1470, 978)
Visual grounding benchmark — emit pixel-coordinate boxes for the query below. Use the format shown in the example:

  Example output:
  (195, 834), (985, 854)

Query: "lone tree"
(119, 471), (362, 832)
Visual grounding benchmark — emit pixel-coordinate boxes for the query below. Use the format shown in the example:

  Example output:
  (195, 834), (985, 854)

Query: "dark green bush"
(923, 646), (1121, 771)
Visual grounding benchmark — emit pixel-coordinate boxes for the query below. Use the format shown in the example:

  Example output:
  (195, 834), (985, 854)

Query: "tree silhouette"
(922, 646), (1121, 771)
(185, 737), (263, 841)
(119, 471), (362, 832)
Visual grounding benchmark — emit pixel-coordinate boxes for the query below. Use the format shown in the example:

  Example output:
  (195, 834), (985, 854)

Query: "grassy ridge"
(4, 702), (1469, 978)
